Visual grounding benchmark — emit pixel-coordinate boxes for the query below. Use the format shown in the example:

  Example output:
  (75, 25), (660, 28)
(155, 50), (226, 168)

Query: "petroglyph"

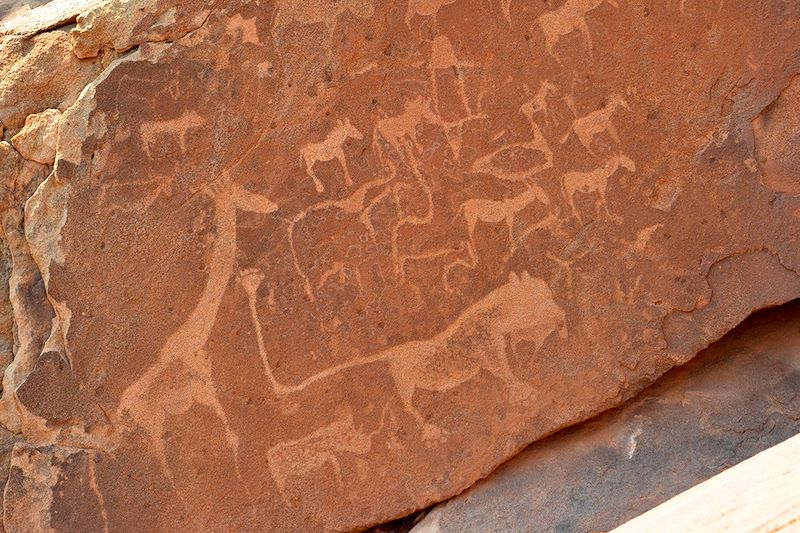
(428, 35), (486, 158)
(373, 96), (439, 169)
(281, 175), (394, 302)
(561, 153), (636, 223)
(244, 271), (566, 441)
(266, 408), (388, 503)
(562, 94), (629, 156)
(116, 169), (277, 491)
(471, 101), (554, 181)
(632, 224), (663, 253)
(316, 261), (348, 290)
(14, 0), (800, 530)
(399, 247), (469, 293)
(455, 182), (550, 258)
(105, 111), (210, 212)
(536, 0), (619, 63)
(370, 97), (443, 278)
(514, 212), (568, 249)
(225, 14), (261, 45)
(390, 180), (436, 280)
(405, 0), (457, 26)
(274, 0), (375, 40)
(231, 184), (280, 214)
(529, 80), (560, 124)
(300, 118), (364, 193)
(139, 110), (205, 160)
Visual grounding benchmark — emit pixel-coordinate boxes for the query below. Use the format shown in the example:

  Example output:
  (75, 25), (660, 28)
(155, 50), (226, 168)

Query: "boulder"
(412, 302), (800, 532)
(1, 0), (800, 530)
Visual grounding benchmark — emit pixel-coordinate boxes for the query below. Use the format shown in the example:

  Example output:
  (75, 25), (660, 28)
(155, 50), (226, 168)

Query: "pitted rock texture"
(1, 0), (800, 531)
(411, 301), (800, 533)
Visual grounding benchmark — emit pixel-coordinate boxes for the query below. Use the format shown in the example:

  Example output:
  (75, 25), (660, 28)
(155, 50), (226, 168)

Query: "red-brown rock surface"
(411, 302), (800, 533)
(0, 0), (799, 531)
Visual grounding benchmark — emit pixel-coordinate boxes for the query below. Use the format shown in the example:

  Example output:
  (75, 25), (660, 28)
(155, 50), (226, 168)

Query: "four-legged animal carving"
(385, 271), (566, 441)
(537, 0), (619, 64)
(274, 0), (375, 41)
(266, 409), (382, 503)
(561, 153), (635, 222)
(300, 118), (363, 193)
(278, 17), (636, 453)
(562, 94), (629, 155)
(253, 271), (567, 443)
(455, 182), (550, 257)
(373, 96), (440, 169)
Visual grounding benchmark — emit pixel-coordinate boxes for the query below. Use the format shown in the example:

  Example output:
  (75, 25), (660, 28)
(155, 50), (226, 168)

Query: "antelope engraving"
(562, 94), (629, 156)
(455, 182), (550, 257)
(245, 271), (567, 442)
(561, 153), (635, 222)
(139, 110), (205, 160)
(301, 118), (364, 193)
(536, 0), (619, 64)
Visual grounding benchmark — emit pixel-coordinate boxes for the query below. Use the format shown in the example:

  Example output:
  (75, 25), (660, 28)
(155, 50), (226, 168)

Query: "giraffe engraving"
(116, 169), (277, 500)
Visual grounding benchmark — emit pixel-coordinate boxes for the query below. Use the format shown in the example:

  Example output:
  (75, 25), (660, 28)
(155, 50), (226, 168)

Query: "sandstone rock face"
(412, 302), (800, 532)
(0, 28), (103, 133)
(10, 108), (59, 163)
(1, 0), (799, 531)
